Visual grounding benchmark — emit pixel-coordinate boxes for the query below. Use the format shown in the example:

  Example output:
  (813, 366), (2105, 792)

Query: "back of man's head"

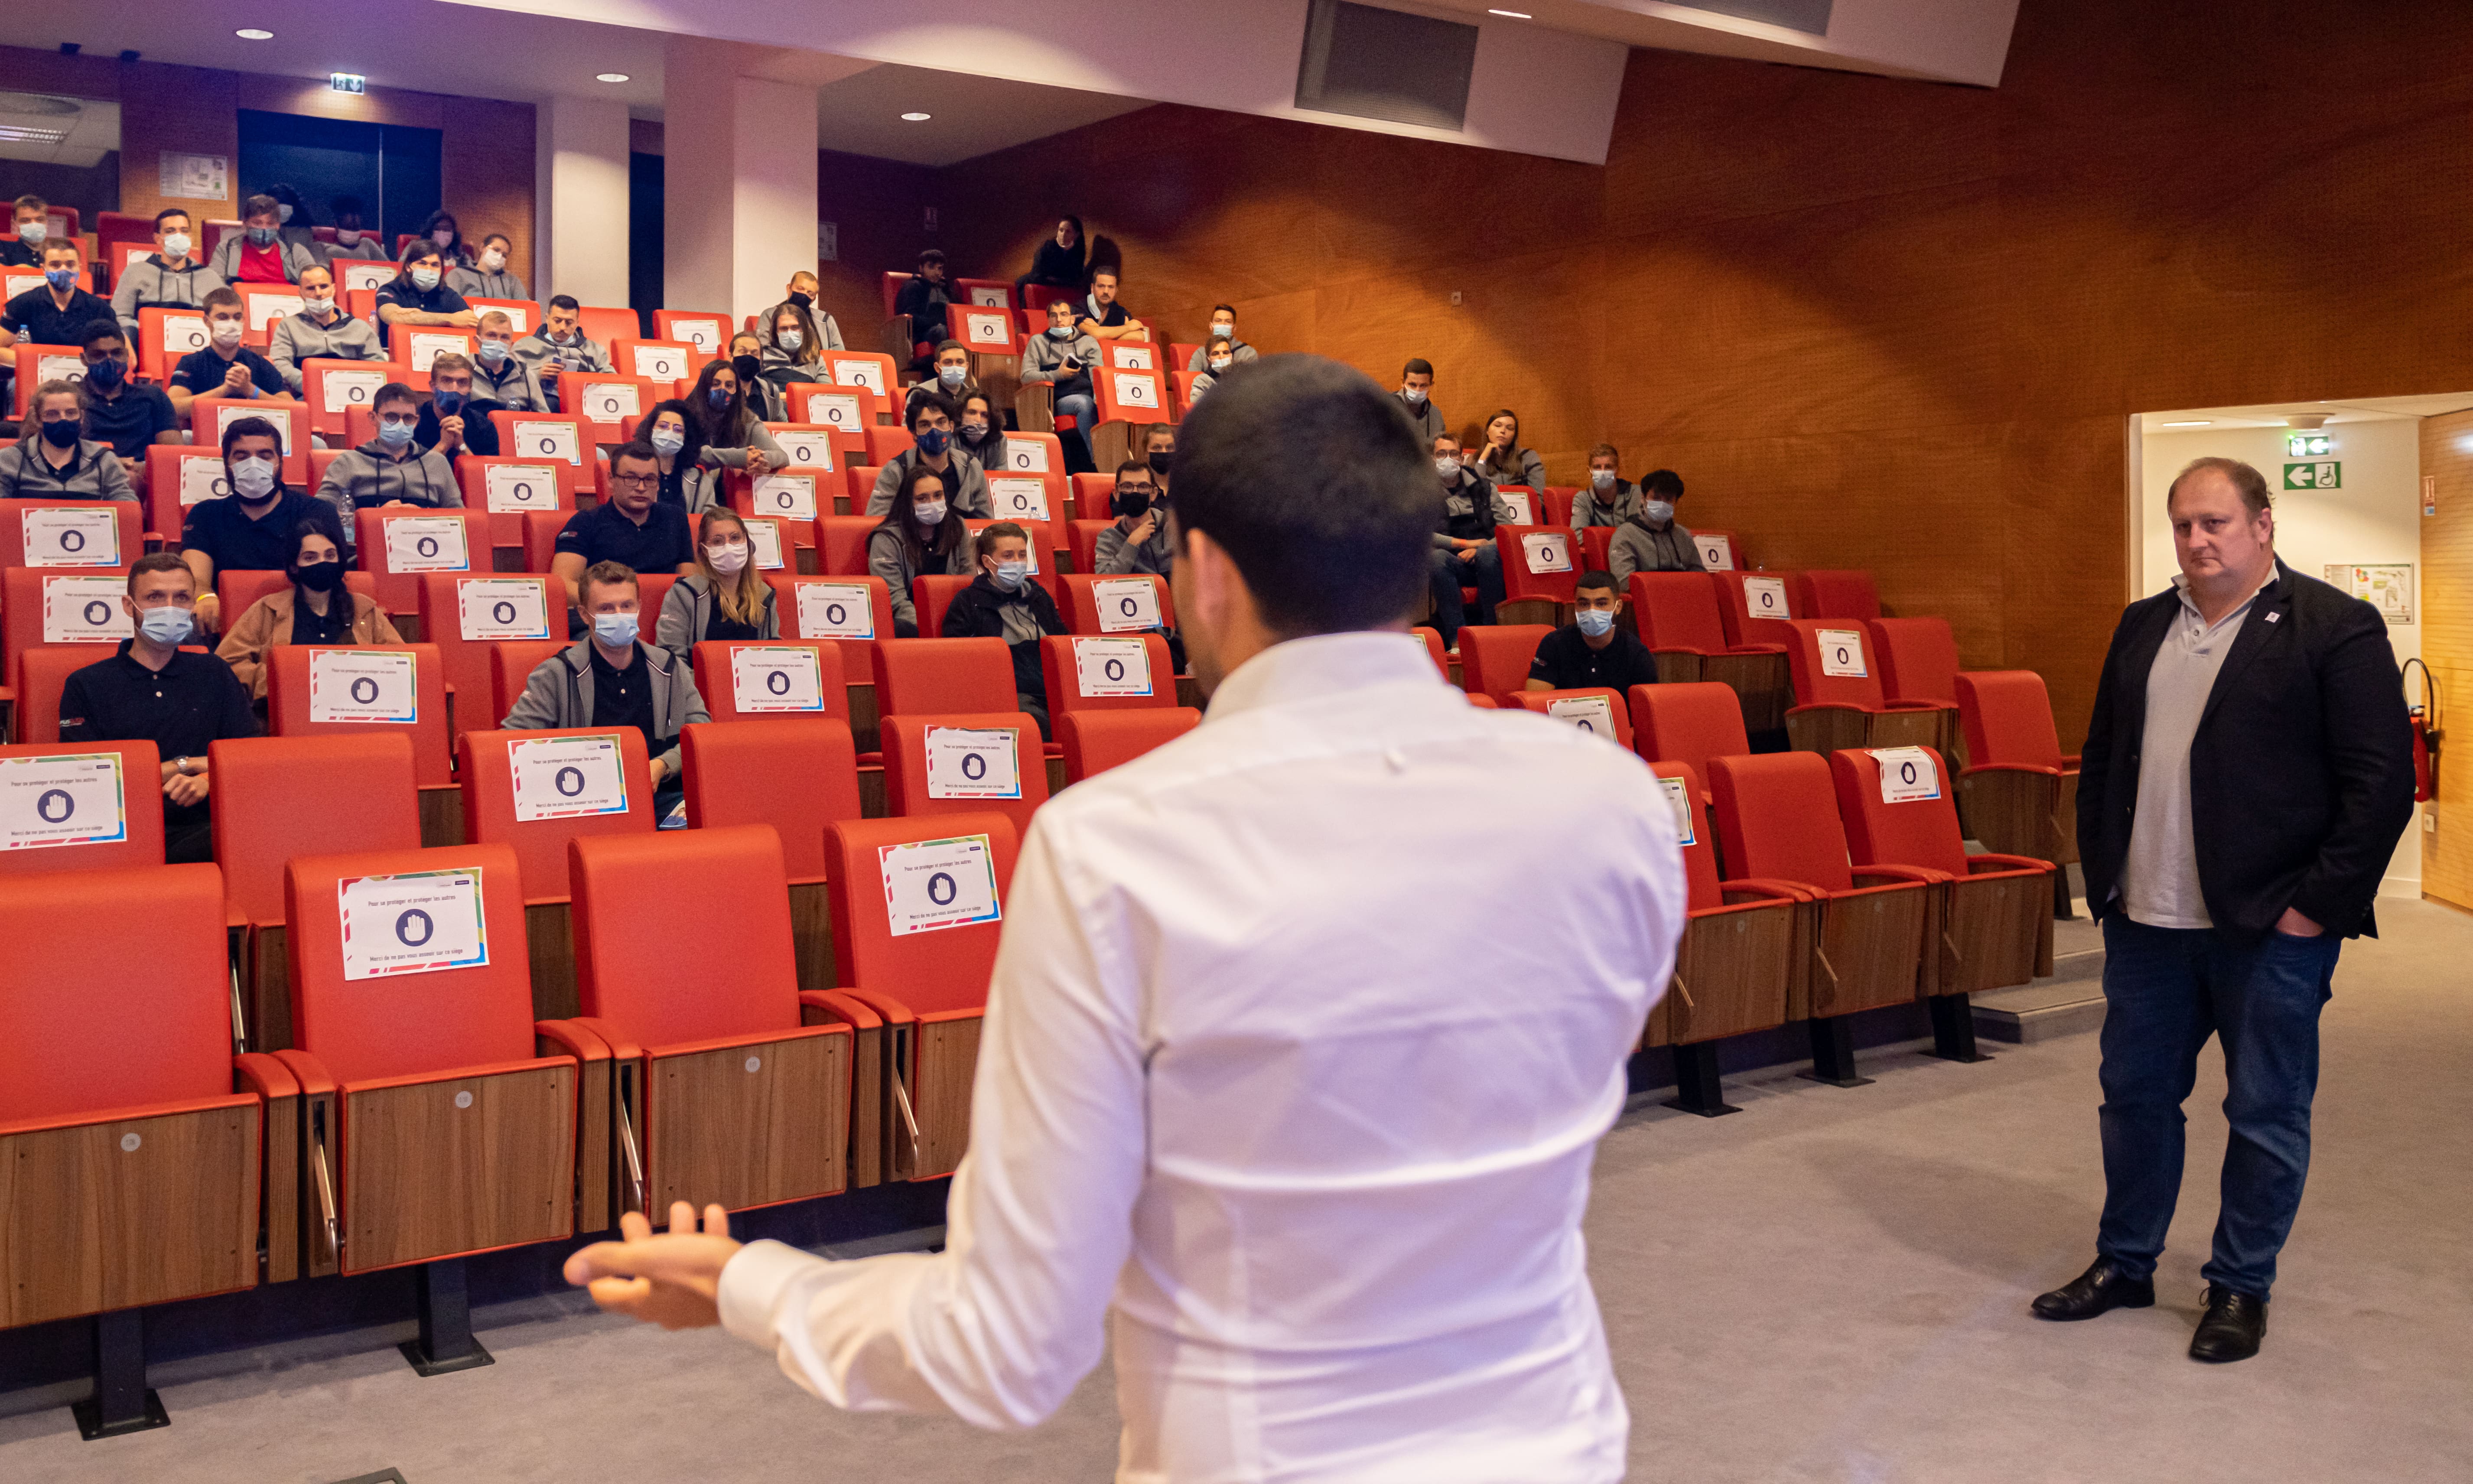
(1173, 354), (1434, 640)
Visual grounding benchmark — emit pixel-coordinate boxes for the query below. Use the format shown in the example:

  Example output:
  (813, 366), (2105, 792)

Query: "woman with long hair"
(1473, 408), (1547, 495)
(415, 208), (473, 268)
(655, 508), (779, 658)
(953, 389), (1009, 472)
(761, 302), (828, 386)
(868, 462), (973, 637)
(685, 358), (785, 479)
(641, 399), (719, 513)
(216, 518), (400, 702)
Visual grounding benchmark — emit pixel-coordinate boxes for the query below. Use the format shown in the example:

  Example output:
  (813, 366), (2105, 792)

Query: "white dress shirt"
(718, 631), (1689, 1482)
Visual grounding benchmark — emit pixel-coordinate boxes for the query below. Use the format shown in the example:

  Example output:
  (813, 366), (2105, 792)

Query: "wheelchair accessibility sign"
(338, 867), (490, 980)
(879, 833), (1002, 937)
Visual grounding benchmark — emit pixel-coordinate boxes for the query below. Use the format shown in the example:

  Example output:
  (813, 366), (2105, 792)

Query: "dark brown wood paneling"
(647, 1032), (848, 1213)
(342, 1064), (573, 1272)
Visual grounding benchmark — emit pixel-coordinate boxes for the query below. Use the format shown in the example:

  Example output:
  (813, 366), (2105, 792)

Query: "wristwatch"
(172, 756), (193, 776)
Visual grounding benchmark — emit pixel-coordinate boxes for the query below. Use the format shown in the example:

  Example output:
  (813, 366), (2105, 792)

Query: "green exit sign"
(2284, 461), (2342, 490)
(2288, 433), (2333, 457)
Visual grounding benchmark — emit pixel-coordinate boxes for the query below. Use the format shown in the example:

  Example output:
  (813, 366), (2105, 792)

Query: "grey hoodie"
(316, 439), (465, 537)
(206, 234), (321, 285)
(266, 306), (384, 392)
(446, 266), (530, 303)
(510, 332), (612, 413)
(111, 255), (228, 336)
(501, 639), (711, 777)
(0, 435), (137, 501)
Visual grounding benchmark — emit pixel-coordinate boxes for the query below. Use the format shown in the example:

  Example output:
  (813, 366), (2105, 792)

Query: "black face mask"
(84, 356), (127, 391)
(293, 559), (345, 593)
(1112, 485), (1155, 520)
(1147, 451), (1173, 477)
(732, 354), (763, 386)
(788, 291), (813, 310)
(39, 419), (81, 449)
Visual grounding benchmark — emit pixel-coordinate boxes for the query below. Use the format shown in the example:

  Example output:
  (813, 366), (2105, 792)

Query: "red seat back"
(985, 430), (1064, 481)
(3, 569), (133, 697)
(1783, 618), (1888, 710)
(144, 446), (233, 541)
(824, 813), (1021, 1015)
(1058, 707), (1201, 782)
(1510, 688), (1635, 749)
(1060, 573), (1175, 637)
(1412, 626), (1449, 679)
(418, 575), (559, 740)
(872, 638), (1015, 716)
(914, 575), (972, 638)
(1580, 525), (1614, 576)
(1649, 761), (1724, 912)
(212, 734), (423, 926)
(953, 303), (1018, 356)
(1692, 528), (1745, 571)
(1095, 367), (1169, 425)
(576, 305), (641, 355)
(1629, 573), (1731, 654)
(1631, 681), (1750, 780)
(456, 455), (576, 552)
(1066, 518), (1110, 574)
(770, 575), (895, 657)
(283, 842), (537, 1083)
(1868, 617), (1961, 706)
(215, 571), (382, 629)
(567, 374), (659, 443)
(137, 307), (210, 382)
(732, 467), (832, 531)
(0, 740), (166, 875)
(0, 498), (144, 572)
(1712, 570), (1799, 648)
(11, 343), (84, 418)
(490, 640), (571, 729)
(691, 639), (849, 724)
(1039, 634), (1175, 716)
(680, 719), (862, 883)
(1491, 486), (1539, 525)
(266, 644), (454, 788)
(488, 411), (596, 493)
(880, 712), (1049, 837)
(815, 517), (878, 577)
(12, 646), (113, 743)
(612, 337), (697, 386)
(1796, 569), (1881, 620)
(1956, 671), (2068, 772)
(651, 310), (728, 360)
(1497, 525), (1579, 604)
(458, 726), (656, 904)
(1831, 746), (1969, 877)
(1709, 752), (1855, 894)
(0, 862), (229, 1121)
(355, 508), (490, 618)
(820, 352), (898, 405)
(573, 826), (800, 1045)
(1456, 625), (1552, 700)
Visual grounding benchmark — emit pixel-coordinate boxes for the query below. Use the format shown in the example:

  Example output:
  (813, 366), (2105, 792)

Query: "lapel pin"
(2265, 612), (2281, 624)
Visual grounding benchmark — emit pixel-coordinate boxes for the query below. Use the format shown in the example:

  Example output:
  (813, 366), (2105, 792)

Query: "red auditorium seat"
(1058, 706), (1201, 783)
(1511, 687), (1634, 748)
(1867, 616), (1969, 762)
(456, 455), (576, 560)
(612, 336), (697, 387)
(299, 356), (405, 440)
(1794, 569), (1881, 620)
(691, 639), (849, 723)
(11, 343), (84, 419)
(566, 373), (660, 445)
(3, 567), (135, 717)
(880, 712), (1049, 837)
(490, 640), (570, 730)
(1040, 634), (1175, 719)
(1455, 625), (1553, 703)
(652, 309), (729, 360)
(355, 509), (492, 635)
(872, 638), (1015, 718)
(264, 643), (459, 844)
(1779, 619), (1952, 757)
(1627, 573), (1790, 732)
(418, 574), (559, 742)
(0, 496), (143, 572)
(0, 740), (166, 873)
(11, 647), (125, 744)
(1412, 626), (1452, 680)
(142, 446), (231, 546)
(1495, 523), (1579, 626)
(488, 411), (598, 495)
(1690, 528), (1747, 571)
(137, 306), (209, 383)
(1710, 568), (1800, 650)
(1629, 681), (1751, 791)
(1060, 572), (1175, 638)
(1955, 670), (2081, 890)
(680, 717), (863, 989)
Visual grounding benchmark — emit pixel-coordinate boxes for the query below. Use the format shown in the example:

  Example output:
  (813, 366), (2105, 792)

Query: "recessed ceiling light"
(1489, 8), (1533, 16)
(2160, 420), (2213, 427)
(235, 28), (274, 40)
(596, 72), (630, 83)
(901, 111), (932, 122)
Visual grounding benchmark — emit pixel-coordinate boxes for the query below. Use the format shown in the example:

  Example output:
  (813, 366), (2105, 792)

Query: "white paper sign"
(1004, 440), (1050, 475)
(322, 367), (387, 412)
(1111, 344), (1155, 370)
(407, 332), (465, 373)
(729, 646), (825, 713)
(1073, 637), (1153, 698)
(42, 576), (132, 642)
(338, 868), (490, 980)
(1110, 371), (1158, 409)
(383, 517), (470, 573)
(1547, 694), (1618, 737)
(962, 309), (1011, 347)
(247, 293), (303, 331)
(217, 402), (295, 454)
(1497, 489), (1536, 525)
(1092, 577), (1162, 633)
(754, 474), (817, 522)
(774, 432), (836, 471)
(308, 649), (418, 724)
(1657, 775), (1697, 848)
(179, 458), (231, 506)
(1742, 576), (1788, 620)
(668, 318), (722, 355)
(511, 420), (582, 465)
(0, 752), (128, 851)
(878, 833), (1002, 937)
(796, 582), (875, 639)
(2, 272), (44, 300)
(990, 477), (1049, 521)
(968, 285), (1009, 307)
(158, 313), (209, 355)
(338, 260), (393, 293)
(580, 381), (640, 420)
(474, 302), (530, 333)
(1522, 530), (1572, 574)
(1871, 747), (1942, 803)
(1817, 628), (1868, 679)
(22, 508), (120, 567)
(802, 391), (865, 430)
(456, 579), (552, 640)
(747, 520), (786, 571)
(632, 345), (687, 381)
(36, 353), (83, 386)
(924, 725), (1021, 800)
(828, 357), (886, 394)
(508, 733), (630, 821)
(159, 150), (228, 200)
(485, 463), (560, 513)
(1696, 533), (1735, 570)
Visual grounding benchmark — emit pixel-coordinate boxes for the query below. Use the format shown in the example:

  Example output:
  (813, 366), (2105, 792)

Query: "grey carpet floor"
(6, 902), (2469, 1483)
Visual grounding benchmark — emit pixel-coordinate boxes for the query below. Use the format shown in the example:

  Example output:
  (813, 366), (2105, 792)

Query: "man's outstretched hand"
(565, 1201), (740, 1329)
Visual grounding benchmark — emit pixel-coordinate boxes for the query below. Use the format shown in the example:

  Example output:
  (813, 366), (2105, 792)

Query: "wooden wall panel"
(2418, 410), (2473, 911)
(118, 63), (240, 226)
(815, 149), (939, 352)
(443, 98), (539, 290)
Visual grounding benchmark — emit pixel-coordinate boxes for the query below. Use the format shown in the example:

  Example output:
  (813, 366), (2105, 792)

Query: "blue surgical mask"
(246, 225), (277, 247)
(1575, 608), (1616, 638)
(915, 427), (950, 457)
(139, 606), (194, 646)
(476, 339), (508, 366)
(593, 612), (640, 648)
(432, 391), (465, 417)
(1047, 325), (1072, 339)
(938, 366), (966, 387)
(775, 328), (802, 353)
(410, 267), (441, 291)
(377, 419), (415, 448)
(650, 430), (685, 456)
(45, 267), (76, 290)
(992, 560), (1029, 590)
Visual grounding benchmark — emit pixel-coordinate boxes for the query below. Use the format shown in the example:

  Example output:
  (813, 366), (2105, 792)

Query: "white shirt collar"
(1203, 630), (1438, 723)
(2170, 559), (2280, 615)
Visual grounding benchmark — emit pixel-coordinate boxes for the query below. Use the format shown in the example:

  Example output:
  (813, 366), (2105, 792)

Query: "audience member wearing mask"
(58, 555), (260, 865)
(638, 400), (722, 514)
(263, 184), (318, 253)
(1189, 335), (1238, 403)
(75, 322), (182, 463)
(415, 210), (477, 270)
(320, 196), (389, 263)
(415, 352), (502, 461)
(0, 381), (136, 500)
(447, 232), (529, 301)
(1017, 215), (1087, 298)
(867, 391), (990, 518)
(1077, 267), (1140, 343)
(1606, 469), (1707, 581)
(939, 521), (1068, 741)
(374, 244), (478, 352)
(1094, 459), (1173, 577)
(1394, 359), (1443, 447)
(953, 390), (1009, 472)
(656, 508), (781, 660)
(895, 249), (954, 373)
(1569, 444), (1643, 528)
(267, 264), (383, 392)
(113, 208), (226, 337)
(729, 333), (784, 423)
(217, 521), (401, 701)
(763, 273), (844, 355)
(207, 195), (320, 285)
(904, 341), (979, 425)
(1203, 304), (1259, 364)
(869, 464), (974, 638)
(685, 358), (784, 482)
(1524, 570), (1660, 694)
(1473, 409), (1547, 495)
(0, 238), (114, 353)
(1429, 433), (1505, 647)
(504, 560), (710, 805)
(0, 193), (47, 267)
(1021, 298), (1102, 473)
(317, 382), (463, 523)
(167, 286), (290, 417)
(183, 418), (342, 615)
(468, 311), (548, 413)
(514, 295), (612, 411)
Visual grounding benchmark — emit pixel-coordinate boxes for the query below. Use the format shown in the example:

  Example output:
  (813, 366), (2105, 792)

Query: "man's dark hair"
(1143, 422), (1175, 448)
(127, 551), (193, 596)
(1642, 469), (1684, 501)
(1173, 354), (1434, 640)
(80, 319), (126, 351)
(1212, 303), (1235, 318)
(153, 207), (190, 231)
(917, 248), (946, 270)
(202, 285), (244, 315)
(372, 381), (421, 413)
(611, 439), (662, 473)
(976, 521), (1028, 562)
(242, 193), (281, 221)
(1402, 358), (1433, 379)
(1574, 569), (1620, 598)
(549, 293), (581, 312)
(935, 338), (969, 359)
(2168, 456), (2273, 517)
(907, 389), (958, 432)
(221, 415), (284, 461)
(1114, 460), (1152, 483)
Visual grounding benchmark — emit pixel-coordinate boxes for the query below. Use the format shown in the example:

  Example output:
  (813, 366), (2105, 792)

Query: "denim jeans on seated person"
(2095, 915), (2341, 1297)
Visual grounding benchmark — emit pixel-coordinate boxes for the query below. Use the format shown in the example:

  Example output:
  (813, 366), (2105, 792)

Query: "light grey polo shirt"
(2120, 566), (2278, 928)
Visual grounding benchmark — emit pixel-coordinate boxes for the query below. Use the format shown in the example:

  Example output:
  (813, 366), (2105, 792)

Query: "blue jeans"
(2095, 916), (2340, 1295)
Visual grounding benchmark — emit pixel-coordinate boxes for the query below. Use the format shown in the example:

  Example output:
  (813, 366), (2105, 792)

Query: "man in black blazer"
(2033, 456), (2413, 1362)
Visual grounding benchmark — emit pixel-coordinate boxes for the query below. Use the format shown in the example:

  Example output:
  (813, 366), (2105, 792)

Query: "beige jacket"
(215, 588), (403, 699)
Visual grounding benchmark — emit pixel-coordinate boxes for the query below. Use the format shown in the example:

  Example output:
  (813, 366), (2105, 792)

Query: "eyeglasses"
(609, 473), (660, 490)
(378, 413), (418, 427)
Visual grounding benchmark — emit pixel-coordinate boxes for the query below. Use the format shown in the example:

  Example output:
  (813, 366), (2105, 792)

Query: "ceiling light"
(2159, 420), (2212, 427)
(1489, 8), (1534, 16)
(596, 73), (630, 83)
(901, 111), (932, 122)
(0, 125), (69, 145)
(235, 28), (273, 40)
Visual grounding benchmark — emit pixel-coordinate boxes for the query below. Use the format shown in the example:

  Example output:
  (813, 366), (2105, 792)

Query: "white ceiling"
(805, 63), (1149, 169)
(0, 93), (118, 168)
(2145, 394), (2473, 430)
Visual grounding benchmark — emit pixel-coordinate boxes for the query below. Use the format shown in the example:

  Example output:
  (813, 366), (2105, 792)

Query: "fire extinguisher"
(2403, 658), (2441, 804)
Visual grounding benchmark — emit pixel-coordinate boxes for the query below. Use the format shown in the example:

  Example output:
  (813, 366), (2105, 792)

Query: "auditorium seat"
(817, 352), (900, 411)
(1625, 574), (1791, 732)
(0, 739), (166, 873)
(1640, 761), (1802, 1116)
(265, 643), (459, 845)
(397, 329), (477, 378)
(1058, 706), (1201, 783)
(764, 425), (856, 491)
(951, 303), (1022, 409)
(822, 812), (1020, 1181)
(1955, 670), (2081, 895)
(566, 373), (658, 445)
(652, 310), (728, 360)
(3, 566), (134, 719)
(276, 841), (589, 1290)
(488, 411), (598, 495)
(489, 640), (570, 730)
(1630, 682), (1751, 795)
(691, 639), (848, 724)
(1090, 367), (1169, 472)
(1411, 626), (1452, 681)
(865, 424), (916, 467)
(1040, 634), (1175, 720)
(10, 647), (120, 743)
(455, 455), (576, 562)
(0, 495), (144, 572)
(10, 344), (84, 419)
(769, 575), (895, 686)
(612, 336), (696, 388)
(1066, 518), (1111, 576)
(236, 284), (303, 348)
(354, 509), (491, 635)
(215, 572), (383, 644)
(1710, 569), (1799, 651)
(1455, 625), (1553, 703)
(1780, 619), (1952, 758)
(1495, 524), (1578, 626)
(815, 516), (879, 577)
(872, 638), (1015, 717)
(1060, 572), (1174, 638)
(211, 733), (423, 1049)
(913, 575), (972, 638)
(1491, 485), (1540, 525)
(418, 574), (559, 741)
(881, 712), (1049, 838)
(459, 726), (655, 1018)
(730, 465), (829, 542)
(137, 306), (209, 383)
(0, 860), (297, 1434)
(1510, 687), (1633, 749)
(556, 826), (857, 1225)
(576, 305), (641, 355)
(1580, 526), (1614, 576)
(1794, 569), (1881, 620)
(142, 446), (230, 545)
(1691, 528), (1747, 571)
(463, 297), (541, 340)
(1538, 487), (1576, 527)
(681, 718), (863, 989)
(1709, 751), (1936, 1086)
(1867, 616), (1969, 764)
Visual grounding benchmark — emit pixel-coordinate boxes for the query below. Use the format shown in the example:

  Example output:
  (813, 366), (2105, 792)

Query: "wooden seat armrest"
(568, 1015), (642, 1064)
(1720, 875), (1822, 902)
(1851, 864), (1951, 888)
(881, 314), (914, 359)
(644, 1024), (849, 1060)
(0, 1091), (257, 1139)
(800, 989), (883, 1029)
(536, 1019), (613, 1063)
(338, 1054), (575, 1097)
(1785, 701), (1865, 718)
(1965, 853), (2054, 876)
(1649, 644), (1714, 658)
(1715, 881), (1806, 908)
(234, 1051), (300, 1100)
(1958, 761), (2060, 779)
(272, 1048), (337, 1098)
(1881, 701), (1947, 715)
(833, 984), (919, 1026)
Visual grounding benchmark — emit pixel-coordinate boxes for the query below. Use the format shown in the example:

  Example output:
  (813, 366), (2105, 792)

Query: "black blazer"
(2076, 560), (2414, 941)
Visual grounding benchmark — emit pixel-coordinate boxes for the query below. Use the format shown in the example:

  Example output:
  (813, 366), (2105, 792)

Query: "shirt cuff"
(717, 1238), (831, 1350)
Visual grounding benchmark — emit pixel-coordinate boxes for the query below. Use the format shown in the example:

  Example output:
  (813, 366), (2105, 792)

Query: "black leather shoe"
(2189, 1284), (2268, 1362)
(2030, 1258), (2156, 1320)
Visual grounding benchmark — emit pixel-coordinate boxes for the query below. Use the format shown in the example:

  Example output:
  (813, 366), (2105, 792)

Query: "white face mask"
(277, 203), (294, 223)
(162, 232), (192, 259)
(705, 541), (750, 575)
(303, 292), (335, 315)
(210, 318), (244, 348)
(775, 327), (802, 353)
(1434, 456), (1459, 477)
(1211, 324), (1234, 341)
(1402, 386), (1427, 404)
(17, 220), (46, 245)
(1209, 356), (1231, 372)
(410, 267), (441, 291)
(334, 228), (361, 245)
(431, 229), (456, 250)
(481, 248), (506, 271)
(912, 498), (947, 526)
(1590, 469), (1616, 490)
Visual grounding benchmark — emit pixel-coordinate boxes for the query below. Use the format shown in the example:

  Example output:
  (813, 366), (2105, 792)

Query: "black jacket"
(940, 574), (1066, 697)
(2076, 560), (2414, 942)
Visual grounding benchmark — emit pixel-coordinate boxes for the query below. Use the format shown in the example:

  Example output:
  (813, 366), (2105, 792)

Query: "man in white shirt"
(566, 354), (1690, 1483)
